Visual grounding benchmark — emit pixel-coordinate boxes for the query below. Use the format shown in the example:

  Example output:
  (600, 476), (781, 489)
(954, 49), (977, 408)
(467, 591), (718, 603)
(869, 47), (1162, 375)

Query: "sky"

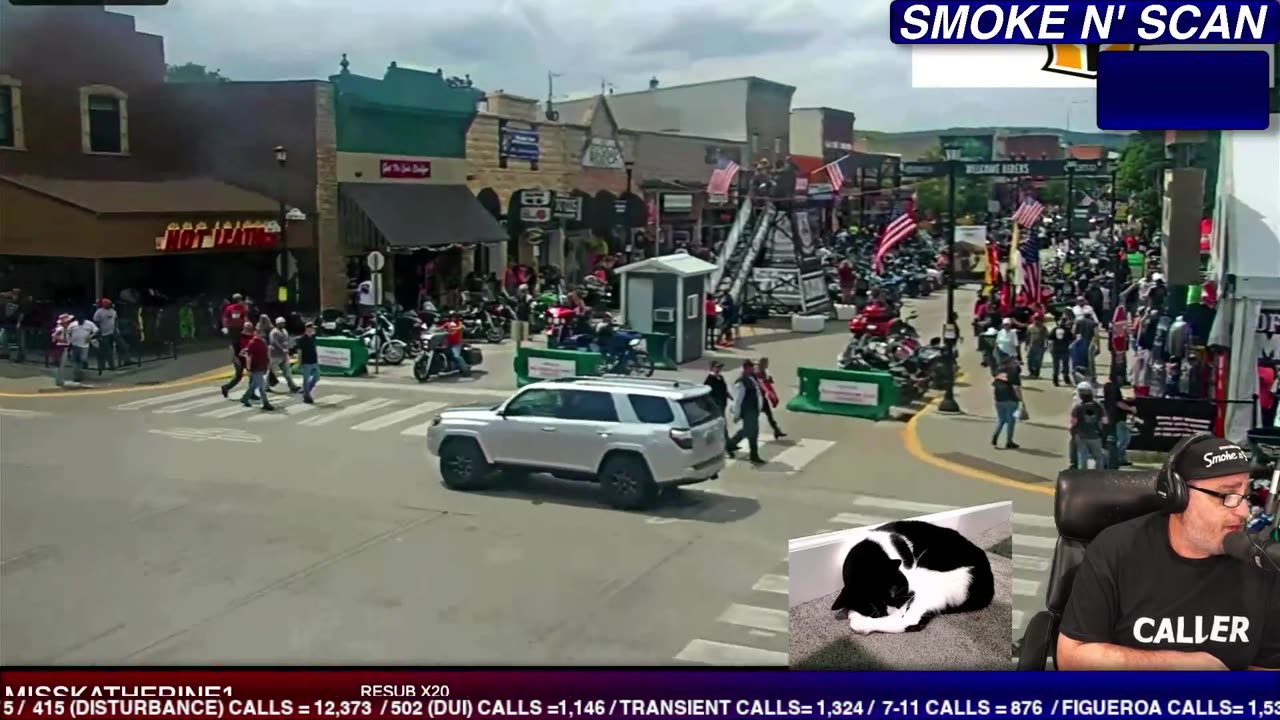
(124, 0), (1104, 134)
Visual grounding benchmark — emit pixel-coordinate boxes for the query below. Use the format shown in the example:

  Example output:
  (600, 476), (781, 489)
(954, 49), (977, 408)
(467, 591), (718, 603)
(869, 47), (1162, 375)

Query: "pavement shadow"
(472, 474), (761, 523)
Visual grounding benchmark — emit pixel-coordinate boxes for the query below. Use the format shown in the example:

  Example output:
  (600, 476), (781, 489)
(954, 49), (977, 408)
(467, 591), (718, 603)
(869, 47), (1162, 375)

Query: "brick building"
(0, 5), (331, 309)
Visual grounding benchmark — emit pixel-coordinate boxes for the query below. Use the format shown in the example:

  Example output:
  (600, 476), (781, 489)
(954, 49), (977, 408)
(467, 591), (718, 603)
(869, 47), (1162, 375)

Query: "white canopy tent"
(1209, 123), (1280, 439)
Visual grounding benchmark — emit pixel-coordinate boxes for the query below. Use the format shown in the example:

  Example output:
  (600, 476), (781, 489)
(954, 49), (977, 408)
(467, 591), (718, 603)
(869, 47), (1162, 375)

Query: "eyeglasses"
(1189, 486), (1247, 508)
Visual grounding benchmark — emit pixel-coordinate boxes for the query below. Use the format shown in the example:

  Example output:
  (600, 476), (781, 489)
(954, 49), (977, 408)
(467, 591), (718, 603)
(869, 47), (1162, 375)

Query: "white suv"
(425, 377), (727, 510)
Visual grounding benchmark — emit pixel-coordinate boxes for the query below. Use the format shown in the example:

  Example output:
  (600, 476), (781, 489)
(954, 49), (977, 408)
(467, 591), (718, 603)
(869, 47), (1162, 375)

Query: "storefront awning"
(340, 183), (507, 249)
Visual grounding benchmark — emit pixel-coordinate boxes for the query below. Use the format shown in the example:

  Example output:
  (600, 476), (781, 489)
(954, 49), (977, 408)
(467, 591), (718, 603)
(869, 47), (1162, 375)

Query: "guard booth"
(616, 253), (716, 365)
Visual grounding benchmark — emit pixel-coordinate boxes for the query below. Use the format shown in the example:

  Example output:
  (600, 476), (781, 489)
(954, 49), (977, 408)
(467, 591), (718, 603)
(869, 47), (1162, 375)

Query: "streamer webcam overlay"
(1056, 436), (1279, 671)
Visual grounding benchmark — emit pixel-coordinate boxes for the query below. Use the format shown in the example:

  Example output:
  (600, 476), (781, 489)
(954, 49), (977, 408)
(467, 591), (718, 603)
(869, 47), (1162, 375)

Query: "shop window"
(0, 75), (25, 150)
(773, 137), (782, 156)
(79, 85), (129, 155)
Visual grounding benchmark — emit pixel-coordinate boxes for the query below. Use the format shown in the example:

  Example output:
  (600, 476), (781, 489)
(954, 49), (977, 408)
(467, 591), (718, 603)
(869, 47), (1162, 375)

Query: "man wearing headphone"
(1056, 434), (1279, 671)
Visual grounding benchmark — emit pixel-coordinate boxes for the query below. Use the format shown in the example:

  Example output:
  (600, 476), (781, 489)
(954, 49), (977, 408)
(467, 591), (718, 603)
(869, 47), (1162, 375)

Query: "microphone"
(1224, 530), (1280, 571)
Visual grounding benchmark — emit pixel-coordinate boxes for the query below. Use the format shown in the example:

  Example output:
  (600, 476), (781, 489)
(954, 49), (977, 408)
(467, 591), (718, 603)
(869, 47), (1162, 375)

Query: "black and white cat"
(831, 520), (994, 635)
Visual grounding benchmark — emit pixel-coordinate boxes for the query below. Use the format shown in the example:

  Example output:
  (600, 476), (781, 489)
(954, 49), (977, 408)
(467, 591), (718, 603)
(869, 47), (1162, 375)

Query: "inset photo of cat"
(787, 500), (1013, 670)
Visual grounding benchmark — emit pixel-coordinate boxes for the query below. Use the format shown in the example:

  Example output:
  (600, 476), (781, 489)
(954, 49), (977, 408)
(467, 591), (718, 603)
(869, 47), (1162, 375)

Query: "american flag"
(821, 155), (847, 189)
(1018, 233), (1041, 303)
(1012, 196), (1044, 228)
(872, 197), (917, 273)
(707, 157), (740, 196)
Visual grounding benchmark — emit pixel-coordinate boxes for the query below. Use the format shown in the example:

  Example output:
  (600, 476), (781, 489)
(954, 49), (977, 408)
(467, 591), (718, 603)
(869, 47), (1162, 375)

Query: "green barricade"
(514, 346), (602, 386)
(643, 332), (678, 370)
(785, 367), (900, 420)
(314, 335), (368, 376)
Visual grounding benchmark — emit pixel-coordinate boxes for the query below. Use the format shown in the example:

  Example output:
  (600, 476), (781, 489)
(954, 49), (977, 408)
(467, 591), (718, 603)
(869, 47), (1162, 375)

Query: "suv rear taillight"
(669, 428), (694, 450)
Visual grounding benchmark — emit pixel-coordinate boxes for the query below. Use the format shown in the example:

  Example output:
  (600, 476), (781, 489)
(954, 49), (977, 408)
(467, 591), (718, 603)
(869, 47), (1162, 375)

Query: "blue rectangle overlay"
(1097, 50), (1271, 130)
(889, 1), (1279, 44)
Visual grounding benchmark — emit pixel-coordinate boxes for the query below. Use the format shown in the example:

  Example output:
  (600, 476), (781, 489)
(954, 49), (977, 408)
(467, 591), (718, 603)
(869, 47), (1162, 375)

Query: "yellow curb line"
(903, 397), (1056, 498)
(0, 367), (232, 399)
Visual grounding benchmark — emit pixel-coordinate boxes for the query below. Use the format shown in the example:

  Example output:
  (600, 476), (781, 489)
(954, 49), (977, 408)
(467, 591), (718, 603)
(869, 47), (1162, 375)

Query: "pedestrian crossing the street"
(113, 386), (836, 478)
(673, 494), (1057, 666)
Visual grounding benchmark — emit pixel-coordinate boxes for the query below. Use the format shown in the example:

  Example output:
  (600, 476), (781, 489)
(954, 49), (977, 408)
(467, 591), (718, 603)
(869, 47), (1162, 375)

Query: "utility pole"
(545, 71), (561, 121)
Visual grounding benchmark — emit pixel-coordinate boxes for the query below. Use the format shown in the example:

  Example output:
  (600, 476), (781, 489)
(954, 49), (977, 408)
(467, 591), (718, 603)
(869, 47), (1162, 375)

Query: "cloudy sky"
(125, 0), (1101, 133)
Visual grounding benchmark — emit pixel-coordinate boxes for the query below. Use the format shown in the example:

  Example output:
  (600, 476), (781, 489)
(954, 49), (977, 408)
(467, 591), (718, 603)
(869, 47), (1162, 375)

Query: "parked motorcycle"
(563, 322), (654, 377)
(457, 307), (506, 344)
(362, 314), (408, 365)
(413, 329), (482, 382)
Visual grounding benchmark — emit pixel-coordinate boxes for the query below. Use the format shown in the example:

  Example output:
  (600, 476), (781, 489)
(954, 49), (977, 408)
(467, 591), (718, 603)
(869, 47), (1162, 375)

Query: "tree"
(1115, 130), (1165, 230)
(166, 63), (229, 83)
(914, 176), (992, 219)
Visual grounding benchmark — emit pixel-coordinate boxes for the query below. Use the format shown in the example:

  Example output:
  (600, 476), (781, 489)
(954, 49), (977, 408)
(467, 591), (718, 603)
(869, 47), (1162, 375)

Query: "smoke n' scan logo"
(1044, 44), (1140, 79)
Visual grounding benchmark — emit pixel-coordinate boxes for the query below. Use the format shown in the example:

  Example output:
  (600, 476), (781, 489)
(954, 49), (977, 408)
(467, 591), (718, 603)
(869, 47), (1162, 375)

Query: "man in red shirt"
(444, 314), (470, 376)
(221, 293), (248, 339)
(220, 321), (256, 399)
(239, 326), (275, 411)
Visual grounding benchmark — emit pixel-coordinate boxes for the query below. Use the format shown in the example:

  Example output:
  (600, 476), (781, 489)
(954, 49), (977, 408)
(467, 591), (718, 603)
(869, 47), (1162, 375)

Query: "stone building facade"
(466, 92), (572, 270)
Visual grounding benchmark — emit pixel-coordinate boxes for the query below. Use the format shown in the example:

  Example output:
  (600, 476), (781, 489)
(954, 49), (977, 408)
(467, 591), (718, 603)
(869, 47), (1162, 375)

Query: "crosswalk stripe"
(852, 495), (953, 515)
(113, 387), (217, 410)
(717, 603), (788, 633)
(352, 402), (445, 432)
(1017, 533), (1058, 551)
(1013, 512), (1057, 528)
(400, 421), (436, 437)
(154, 395), (231, 414)
(830, 512), (893, 527)
(767, 439), (835, 471)
(317, 379), (510, 399)
(1013, 554), (1051, 572)
(674, 639), (788, 666)
(296, 397), (395, 427)
(751, 574), (789, 595)
(202, 397), (293, 418)
(247, 394), (355, 422)
(851, 495), (1053, 526)
(1013, 578), (1041, 597)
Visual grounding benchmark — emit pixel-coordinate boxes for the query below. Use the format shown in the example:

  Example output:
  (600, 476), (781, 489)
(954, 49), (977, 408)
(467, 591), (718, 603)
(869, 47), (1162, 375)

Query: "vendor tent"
(1209, 123), (1280, 440)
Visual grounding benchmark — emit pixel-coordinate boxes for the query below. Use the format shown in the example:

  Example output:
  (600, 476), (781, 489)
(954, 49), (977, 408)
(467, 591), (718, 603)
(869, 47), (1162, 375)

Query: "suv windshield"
(678, 394), (718, 427)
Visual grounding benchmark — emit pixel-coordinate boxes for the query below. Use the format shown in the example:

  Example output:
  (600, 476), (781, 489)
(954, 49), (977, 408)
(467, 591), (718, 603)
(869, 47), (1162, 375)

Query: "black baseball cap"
(1175, 437), (1252, 482)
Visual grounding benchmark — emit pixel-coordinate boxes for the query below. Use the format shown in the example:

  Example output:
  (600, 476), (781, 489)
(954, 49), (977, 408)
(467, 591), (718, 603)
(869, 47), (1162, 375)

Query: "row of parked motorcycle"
(306, 275), (642, 382)
(820, 231), (953, 403)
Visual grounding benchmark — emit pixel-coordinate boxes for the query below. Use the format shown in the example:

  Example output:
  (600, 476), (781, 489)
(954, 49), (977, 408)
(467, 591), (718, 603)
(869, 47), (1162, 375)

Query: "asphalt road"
(0, 293), (1054, 665)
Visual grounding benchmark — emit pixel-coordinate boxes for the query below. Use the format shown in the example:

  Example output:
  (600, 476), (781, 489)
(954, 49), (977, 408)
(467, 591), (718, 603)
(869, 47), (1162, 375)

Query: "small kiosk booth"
(616, 253), (716, 365)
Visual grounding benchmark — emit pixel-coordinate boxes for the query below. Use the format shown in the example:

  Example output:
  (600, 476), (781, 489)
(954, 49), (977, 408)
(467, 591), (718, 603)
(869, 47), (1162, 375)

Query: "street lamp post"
(274, 145), (291, 307)
(624, 160), (636, 257)
(938, 143), (964, 415)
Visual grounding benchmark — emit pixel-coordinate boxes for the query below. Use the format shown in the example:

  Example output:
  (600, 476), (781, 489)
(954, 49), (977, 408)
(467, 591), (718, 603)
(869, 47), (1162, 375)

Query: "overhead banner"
(900, 160), (1112, 178)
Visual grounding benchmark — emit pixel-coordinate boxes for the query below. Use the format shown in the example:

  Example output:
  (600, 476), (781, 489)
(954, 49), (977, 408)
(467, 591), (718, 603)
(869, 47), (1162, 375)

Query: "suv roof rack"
(539, 376), (700, 390)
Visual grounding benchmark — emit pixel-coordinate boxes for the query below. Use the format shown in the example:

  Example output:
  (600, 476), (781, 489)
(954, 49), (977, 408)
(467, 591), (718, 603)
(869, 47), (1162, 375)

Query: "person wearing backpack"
(1070, 382), (1108, 470)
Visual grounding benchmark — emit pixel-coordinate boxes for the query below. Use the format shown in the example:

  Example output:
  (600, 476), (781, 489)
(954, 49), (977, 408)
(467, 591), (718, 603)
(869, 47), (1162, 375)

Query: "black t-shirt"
(1072, 401), (1105, 439)
(1060, 513), (1280, 670)
(1051, 325), (1073, 353)
(992, 377), (1019, 403)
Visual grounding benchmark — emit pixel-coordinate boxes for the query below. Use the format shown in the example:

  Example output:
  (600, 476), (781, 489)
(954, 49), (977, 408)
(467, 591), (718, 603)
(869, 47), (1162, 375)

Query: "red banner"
(155, 221), (280, 253)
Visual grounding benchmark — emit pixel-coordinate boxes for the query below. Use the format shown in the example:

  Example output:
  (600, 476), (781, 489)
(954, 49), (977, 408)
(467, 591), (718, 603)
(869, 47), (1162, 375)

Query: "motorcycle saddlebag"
(464, 346), (483, 366)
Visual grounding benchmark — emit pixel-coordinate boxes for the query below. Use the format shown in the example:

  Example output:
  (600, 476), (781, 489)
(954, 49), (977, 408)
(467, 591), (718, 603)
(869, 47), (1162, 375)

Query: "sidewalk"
(0, 346), (232, 395)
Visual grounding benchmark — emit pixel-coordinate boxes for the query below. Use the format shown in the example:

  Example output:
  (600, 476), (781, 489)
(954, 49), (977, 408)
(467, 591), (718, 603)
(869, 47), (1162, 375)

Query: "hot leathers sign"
(155, 220), (281, 252)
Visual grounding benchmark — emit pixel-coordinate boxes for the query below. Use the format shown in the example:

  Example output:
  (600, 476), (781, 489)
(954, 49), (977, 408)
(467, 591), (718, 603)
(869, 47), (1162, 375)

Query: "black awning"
(340, 183), (508, 250)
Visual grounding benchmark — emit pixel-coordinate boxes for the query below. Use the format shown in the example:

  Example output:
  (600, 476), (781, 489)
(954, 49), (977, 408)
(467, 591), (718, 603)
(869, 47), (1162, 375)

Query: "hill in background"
(857, 127), (1129, 159)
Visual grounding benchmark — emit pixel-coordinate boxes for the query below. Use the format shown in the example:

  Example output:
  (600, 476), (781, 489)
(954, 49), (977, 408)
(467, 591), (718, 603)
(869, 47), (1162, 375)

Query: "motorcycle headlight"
(628, 338), (641, 348)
